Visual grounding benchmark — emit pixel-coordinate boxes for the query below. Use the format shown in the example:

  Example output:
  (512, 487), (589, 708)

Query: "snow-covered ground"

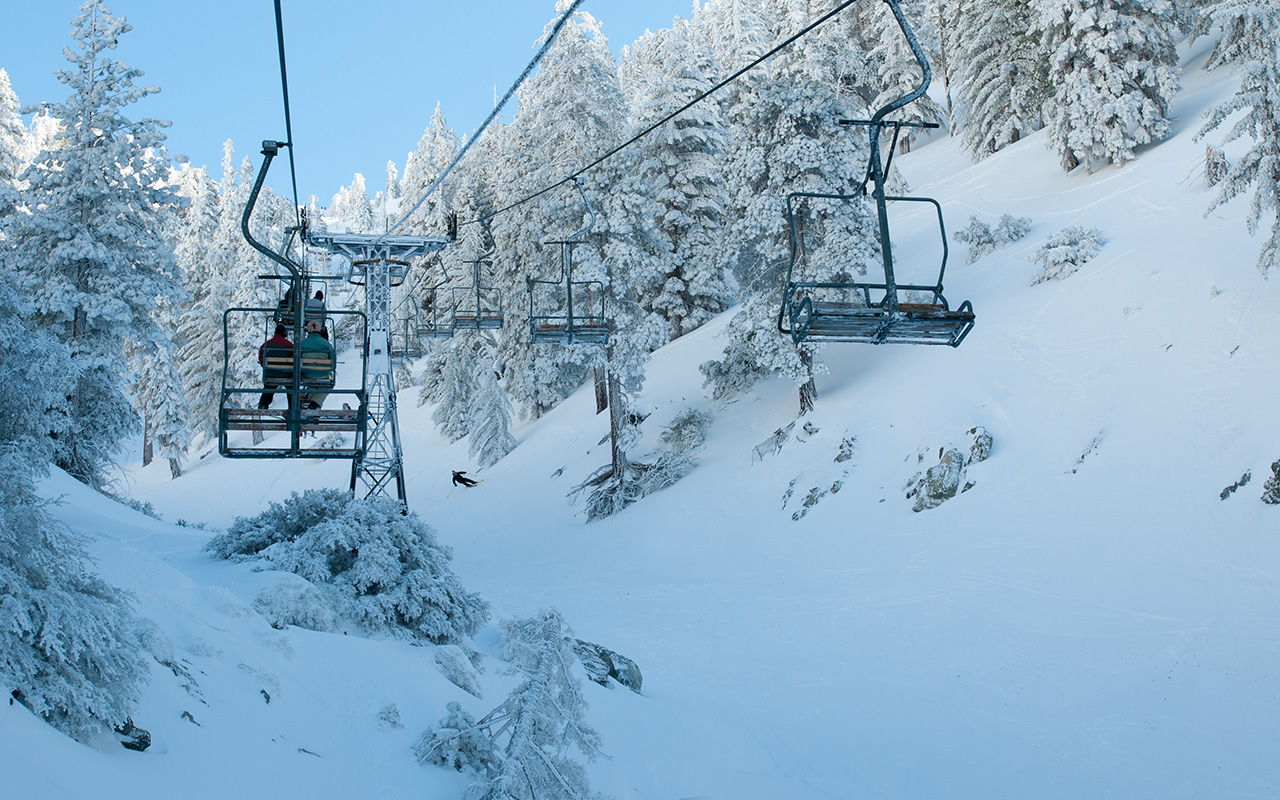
(8, 40), (1280, 799)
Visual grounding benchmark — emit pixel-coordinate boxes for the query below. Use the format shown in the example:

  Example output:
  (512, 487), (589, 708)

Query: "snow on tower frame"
(528, 179), (609, 346)
(305, 226), (451, 506)
(219, 140), (369, 461)
(777, 0), (974, 347)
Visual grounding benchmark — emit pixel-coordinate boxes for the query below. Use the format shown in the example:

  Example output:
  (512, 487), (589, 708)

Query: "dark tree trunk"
(142, 411), (153, 467)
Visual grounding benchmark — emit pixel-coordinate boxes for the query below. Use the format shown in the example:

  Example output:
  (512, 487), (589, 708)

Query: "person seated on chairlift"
(276, 286), (296, 323)
(307, 290), (329, 339)
(300, 320), (335, 410)
(257, 323), (293, 410)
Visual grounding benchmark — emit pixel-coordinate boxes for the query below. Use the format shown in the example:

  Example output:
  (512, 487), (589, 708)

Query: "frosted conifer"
(8, 0), (184, 487)
(620, 19), (733, 340)
(1037, 0), (1180, 172)
(0, 269), (148, 740)
(951, 0), (1048, 160)
(1196, 0), (1280, 274)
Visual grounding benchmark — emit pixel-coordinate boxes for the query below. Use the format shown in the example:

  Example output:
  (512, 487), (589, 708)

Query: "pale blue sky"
(2, 1), (696, 203)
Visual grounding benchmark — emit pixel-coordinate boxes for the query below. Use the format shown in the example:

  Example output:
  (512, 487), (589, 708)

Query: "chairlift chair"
(527, 180), (609, 346)
(218, 139), (369, 459)
(218, 305), (369, 459)
(777, 0), (974, 348)
(415, 281), (456, 340)
(452, 249), (505, 331)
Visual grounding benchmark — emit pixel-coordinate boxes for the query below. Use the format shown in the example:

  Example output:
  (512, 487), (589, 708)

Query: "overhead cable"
(383, 0), (588, 239)
(465, 0), (859, 227)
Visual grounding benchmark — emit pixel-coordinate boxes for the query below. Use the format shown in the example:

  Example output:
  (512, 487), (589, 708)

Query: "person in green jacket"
(300, 320), (336, 409)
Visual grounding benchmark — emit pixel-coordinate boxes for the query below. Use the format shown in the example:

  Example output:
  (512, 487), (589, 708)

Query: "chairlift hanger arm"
(242, 140), (303, 279)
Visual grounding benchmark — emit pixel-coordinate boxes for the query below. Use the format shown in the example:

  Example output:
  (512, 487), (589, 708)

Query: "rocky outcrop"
(1262, 461), (1280, 505)
(905, 427), (992, 512)
(571, 639), (642, 694)
(907, 448), (968, 512)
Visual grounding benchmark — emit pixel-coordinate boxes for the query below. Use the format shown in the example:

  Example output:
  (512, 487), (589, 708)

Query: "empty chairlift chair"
(777, 0), (974, 348)
(527, 180), (609, 346)
(452, 249), (504, 331)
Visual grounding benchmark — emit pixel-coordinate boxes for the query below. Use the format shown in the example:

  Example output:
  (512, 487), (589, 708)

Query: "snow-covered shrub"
(416, 701), (502, 777)
(1030, 226), (1107, 285)
(419, 610), (606, 799)
(205, 488), (352, 560)
(254, 577), (338, 632)
(660, 407), (712, 453)
(0, 450), (149, 739)
(954, 214), (1032, 263)
(434, 644), (483, 697)
(210, 492), (489, 643)
(572, 407), (710, 521)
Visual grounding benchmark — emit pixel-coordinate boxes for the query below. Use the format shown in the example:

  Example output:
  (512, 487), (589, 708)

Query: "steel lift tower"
(305, 231), (450, 504)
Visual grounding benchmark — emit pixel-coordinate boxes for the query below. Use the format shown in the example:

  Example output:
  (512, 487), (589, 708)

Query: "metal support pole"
(304, 231), (449, 509)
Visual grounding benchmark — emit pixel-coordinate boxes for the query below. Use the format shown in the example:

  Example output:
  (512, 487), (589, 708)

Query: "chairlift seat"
(790, 298), (974, 346)
(531, 320), (609, 345)
(416, 322), (455, 339)
(453, 311), (504, 330)
(262, 349), (336, 389)
(222, 406), (361, 432)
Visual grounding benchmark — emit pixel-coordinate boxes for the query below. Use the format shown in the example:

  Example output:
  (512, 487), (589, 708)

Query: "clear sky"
(2, 0), (697, 203)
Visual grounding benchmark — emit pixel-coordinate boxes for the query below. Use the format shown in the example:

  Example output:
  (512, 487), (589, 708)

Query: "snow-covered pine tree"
(1036, 0), (1180, 172)
(127, 314), (192, 478)
(431, 335), (482, 442)
(400, 103), (459, 238)
(382, 159), (401, 231)
(619, 18), (734, 340)
(445, 610), (607, 800)
(951, 0), (1049, 160)
(168, 162), (222, 441)
(329, 173), (375, 234)
(490, 2), (629, 420)
(0, 267), (149, 740)
(468, 357), (518, 468)
(8, 0), (184, 487)
(1195, 0), (1280, 274)
(0, 68), (25, 192)
(697, 0), (878, 415)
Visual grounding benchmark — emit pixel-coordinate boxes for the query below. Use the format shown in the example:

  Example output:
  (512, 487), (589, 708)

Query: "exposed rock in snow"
(572, 639), (643, 694)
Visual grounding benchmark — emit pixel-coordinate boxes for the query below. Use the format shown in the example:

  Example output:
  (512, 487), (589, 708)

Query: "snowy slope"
(9, 40), (1280, 799)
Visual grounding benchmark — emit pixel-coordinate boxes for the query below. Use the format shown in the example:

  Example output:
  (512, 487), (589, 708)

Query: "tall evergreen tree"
(468, 359), (518, 468)
(697, 0), (879, 414)
(491, 2), (631, 420)
(128, 317), (192, 478)
(0, 114), (148, 748)
(329, 173), (375, 233)
(169, 162), (223, 441)
(951, 0), (1049, 160)
(0, 68), (25, 192)
(1196, 0), (1280, 274)
(620, 18), (734, 340)
(7, 0), (183, 487)
(1037, 0), (1180, 172)
(400, 103), (459, 238)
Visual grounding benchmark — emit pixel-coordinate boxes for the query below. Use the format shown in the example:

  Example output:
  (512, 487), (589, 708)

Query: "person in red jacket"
(257, 324), (294, 410)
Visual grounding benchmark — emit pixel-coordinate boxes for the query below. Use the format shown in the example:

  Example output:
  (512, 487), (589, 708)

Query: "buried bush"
(208, 490), (488, 643)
